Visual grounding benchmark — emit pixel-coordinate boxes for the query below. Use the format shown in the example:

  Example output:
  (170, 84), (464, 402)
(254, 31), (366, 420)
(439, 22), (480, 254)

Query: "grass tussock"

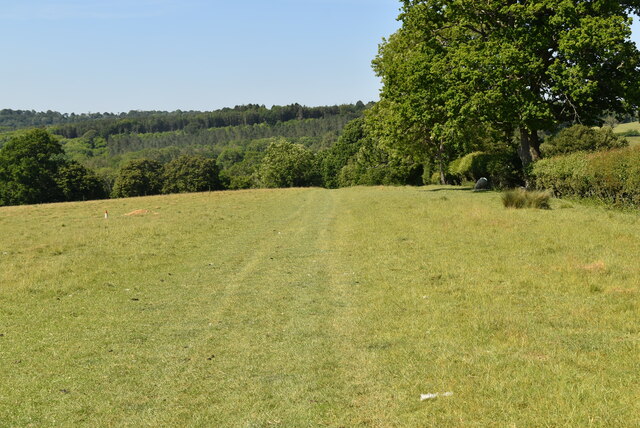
(502, 188), (551, 209)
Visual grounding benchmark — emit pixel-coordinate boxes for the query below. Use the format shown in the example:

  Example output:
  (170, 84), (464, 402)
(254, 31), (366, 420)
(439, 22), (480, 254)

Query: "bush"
(541, 125), (627, 156)
(531, 145), (640, 207)
(448, 150), (522, 189)
(56, 161), (107, 201)
(616, 129), (640, 137)
(502, 188), (550, 209)
(112, 159), (164, 198)
(162, 155), (222, 194)
(337, 139), (423, 187)
(257, 140), (320, 188)
(429, 171), (460, 185)
(449, 151), (485, 181)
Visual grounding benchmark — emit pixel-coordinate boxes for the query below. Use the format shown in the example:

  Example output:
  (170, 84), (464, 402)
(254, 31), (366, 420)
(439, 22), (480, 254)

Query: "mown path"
(1, 187), (638, 427)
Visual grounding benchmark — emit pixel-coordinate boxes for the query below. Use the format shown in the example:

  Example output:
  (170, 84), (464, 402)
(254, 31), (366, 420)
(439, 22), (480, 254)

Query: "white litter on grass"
(420, 392), (453, 401)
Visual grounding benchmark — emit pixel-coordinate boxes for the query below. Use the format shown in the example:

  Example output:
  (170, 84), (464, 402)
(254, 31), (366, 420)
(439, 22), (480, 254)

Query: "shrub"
(162, 155), (222, 194)
(541, 125), (627, 156)
(449, 151), (486, 181)
(616, 129), (640, 137)
(428, 170), (460, 185)
(502, 188), (550, 209)
(531, 145), (640, 207)
(56, 161), (107, 201)
(257, 140), (320, 188)
(337, 139), (423, 187)
(448, 150), (522, 189)
(112, 159), (164, 198)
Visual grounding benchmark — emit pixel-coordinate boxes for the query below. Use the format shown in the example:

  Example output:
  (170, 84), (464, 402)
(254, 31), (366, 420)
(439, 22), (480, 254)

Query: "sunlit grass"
(502, 188), (551, 209)
(1, 187), (638, 426)
(611, 121), (640, 146)
(612, 121), (640, 134)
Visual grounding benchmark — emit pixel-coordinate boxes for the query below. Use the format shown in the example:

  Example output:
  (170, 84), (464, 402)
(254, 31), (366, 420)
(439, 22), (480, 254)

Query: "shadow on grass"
(424, 186), (474, 192)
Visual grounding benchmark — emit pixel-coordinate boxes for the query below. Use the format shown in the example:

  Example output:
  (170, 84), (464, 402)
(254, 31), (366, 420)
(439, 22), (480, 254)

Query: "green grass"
(502, 188), (551, 209)
(612, 121), (640, 134)
(1, 187), (639, 427)
(623, 136), (640, 146)
(611, 122), (640, 146)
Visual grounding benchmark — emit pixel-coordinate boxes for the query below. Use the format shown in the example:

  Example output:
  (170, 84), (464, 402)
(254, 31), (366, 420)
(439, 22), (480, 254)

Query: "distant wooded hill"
(0, 102), (371, 156)
(1, 103), (370, 135)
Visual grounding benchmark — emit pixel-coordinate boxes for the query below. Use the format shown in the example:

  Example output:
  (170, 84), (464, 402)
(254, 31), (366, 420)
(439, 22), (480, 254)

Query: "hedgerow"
(531, 146), (640, 207)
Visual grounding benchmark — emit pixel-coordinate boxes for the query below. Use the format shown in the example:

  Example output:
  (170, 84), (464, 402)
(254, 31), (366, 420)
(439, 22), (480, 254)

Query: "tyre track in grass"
(154, 189), (352, 426)
(0, 190), (328, 428)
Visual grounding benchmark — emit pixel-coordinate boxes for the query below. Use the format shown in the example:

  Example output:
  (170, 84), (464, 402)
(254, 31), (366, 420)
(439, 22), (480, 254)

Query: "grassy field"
(612, 121), (640, 146)
(1, 187), (639, 427)
(612, 121), (640, 134)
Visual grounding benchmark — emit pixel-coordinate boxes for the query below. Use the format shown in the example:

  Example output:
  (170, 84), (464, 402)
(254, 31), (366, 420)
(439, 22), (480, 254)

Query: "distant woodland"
(3, 2), (640, 207)
(0, 103), (387, 205)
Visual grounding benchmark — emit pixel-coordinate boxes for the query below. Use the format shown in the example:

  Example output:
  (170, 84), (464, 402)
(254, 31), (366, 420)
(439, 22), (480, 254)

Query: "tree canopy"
(0, 129), (66, 205)
(0, 129), (108, 205)
(162, 155), (223, 194)
(257, 140), (320, 188)
(111, 159), (164, 198)
(374, 0), (640, 176)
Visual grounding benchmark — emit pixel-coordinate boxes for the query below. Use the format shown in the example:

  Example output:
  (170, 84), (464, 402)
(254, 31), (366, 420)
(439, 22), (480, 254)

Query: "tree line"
(4, 1), (640, 205)
(15, 103), (367, 139)
(1, 103), (369, 135)
(0, 120), (417, 205)
(0, 118), (631, 207)
(105, 116), (351, 156)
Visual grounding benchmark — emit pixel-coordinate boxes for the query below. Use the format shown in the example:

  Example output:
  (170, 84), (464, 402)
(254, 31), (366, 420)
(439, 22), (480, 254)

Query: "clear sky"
(0, 0), (402, 113)
(1, 1), (639, 114)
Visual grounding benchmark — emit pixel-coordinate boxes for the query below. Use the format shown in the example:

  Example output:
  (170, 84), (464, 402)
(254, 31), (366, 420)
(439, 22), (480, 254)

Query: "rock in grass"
(474, 177), (489, 191)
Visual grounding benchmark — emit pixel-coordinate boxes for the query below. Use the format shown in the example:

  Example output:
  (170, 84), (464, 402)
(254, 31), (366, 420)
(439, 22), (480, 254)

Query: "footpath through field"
(0, 187), (638, 426)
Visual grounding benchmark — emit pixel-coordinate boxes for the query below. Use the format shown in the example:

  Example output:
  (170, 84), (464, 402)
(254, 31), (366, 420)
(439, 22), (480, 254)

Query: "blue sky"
(1, 1), (639, 114)
(0, 0), (402, 113)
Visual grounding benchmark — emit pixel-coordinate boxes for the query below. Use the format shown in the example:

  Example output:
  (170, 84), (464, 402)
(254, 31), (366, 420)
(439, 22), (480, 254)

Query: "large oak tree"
(376, 0), (640, 175)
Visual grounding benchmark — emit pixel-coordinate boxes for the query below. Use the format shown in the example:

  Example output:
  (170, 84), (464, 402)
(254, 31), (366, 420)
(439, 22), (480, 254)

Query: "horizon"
(0, 100), (376, 116)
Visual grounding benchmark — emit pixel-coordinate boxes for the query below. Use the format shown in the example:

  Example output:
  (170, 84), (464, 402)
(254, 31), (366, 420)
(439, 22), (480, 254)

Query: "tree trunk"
(438, 141), (446, 185)
(530, 130), (541, 161)
(518, 128), (533, 168)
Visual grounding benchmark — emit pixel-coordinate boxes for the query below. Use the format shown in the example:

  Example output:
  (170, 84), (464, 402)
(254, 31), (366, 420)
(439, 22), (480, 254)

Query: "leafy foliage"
(374, 0), (640, 171)
(56, 161), (107, 201)
(105, 116), (352, 156)
(111, 159), (164, 198)
(257, 140), (320, 188)
(320, 118), (368, 188)
(0, 129), (109, 205)
(541, 125), (628, 157)
(162, 155), (222, 194)
(337, 138), (424, 187)
(532, 145), (640, 207)
(0, 129), (66, 205)
(448, 151), (523, 189)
